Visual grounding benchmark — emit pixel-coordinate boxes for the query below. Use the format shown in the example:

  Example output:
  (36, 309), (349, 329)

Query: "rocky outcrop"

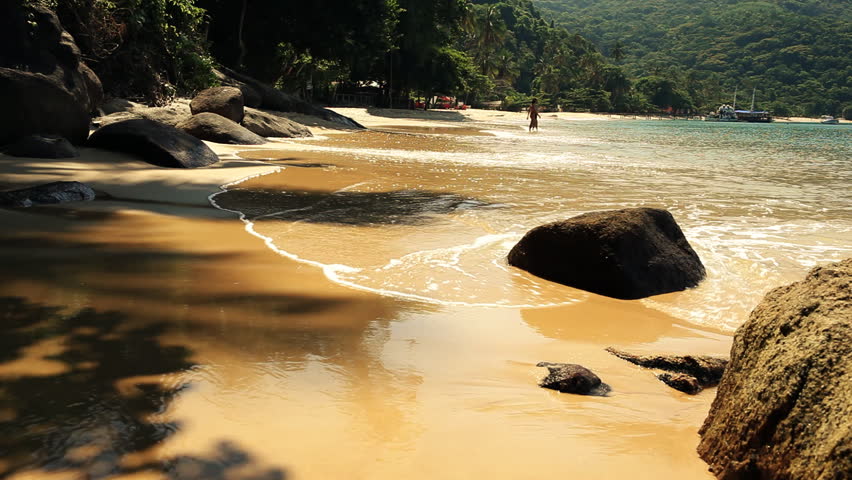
(605, 347), (728, 394)
(0, 68), (91, 146)
(0, 3), (102, 145)
(176, 113), (267, 145)
(243, 108), (313, 138)
(537, 362), (611, 396)
(87, 119), (219, 168)
(96, 100), (192, 127)
(3, 134), (78, 159)
(698, 259), (851, 480)
(190, 86), (245, 123)
(0, 181), (95, 207)
(216, 67), (364, 129)
(213, 68), (262, 108)
(508, 208), (705, 299)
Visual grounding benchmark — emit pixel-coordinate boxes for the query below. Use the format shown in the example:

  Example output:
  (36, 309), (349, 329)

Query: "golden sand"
(0, 109), (731, 479)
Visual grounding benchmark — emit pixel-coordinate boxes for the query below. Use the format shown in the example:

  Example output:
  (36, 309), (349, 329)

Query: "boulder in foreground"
(508, 208), (705, 299)
(537, 362), (611, 396)
(698, 258), (852, 479)
(3, 134), (78, 159)
(87, 119), (219, 168)
(0, 181), (95, 207)
(190, 86), (245, 123)
(176, 113), (267, 145)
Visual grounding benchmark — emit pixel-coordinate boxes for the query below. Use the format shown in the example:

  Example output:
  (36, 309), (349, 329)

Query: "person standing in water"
(527, 98), (541, 132)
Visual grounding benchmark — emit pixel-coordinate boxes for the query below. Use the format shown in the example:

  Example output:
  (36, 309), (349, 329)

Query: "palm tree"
(470, 5), (508, 76)
(610, 40), (626, 62)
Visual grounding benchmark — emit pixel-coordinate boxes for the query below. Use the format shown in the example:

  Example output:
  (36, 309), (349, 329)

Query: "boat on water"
(820, 115), (840, 124)
(735, 88), (773, 123)
(735, 109), (773, 123)
(705, 87), (774, 123)
(705, 104), (738, 122)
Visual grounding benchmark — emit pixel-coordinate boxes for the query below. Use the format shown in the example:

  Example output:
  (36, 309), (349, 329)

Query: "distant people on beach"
(527, 98), (541, 132)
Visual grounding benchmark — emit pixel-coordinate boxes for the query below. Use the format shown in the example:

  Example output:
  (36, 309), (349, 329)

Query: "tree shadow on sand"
(0, 296), (286, 480)
(365, 108), (470, 123)
(214, 188), (494, 226)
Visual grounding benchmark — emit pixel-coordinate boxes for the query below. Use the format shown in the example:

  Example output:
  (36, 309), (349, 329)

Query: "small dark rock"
(87, 119), (219, 168)
(190, 86), (245, 123)
(537, 362), (611, 396)
(177, 113), (267, 145)
(658, 373), (702, 394)
(508, 208), (705, 299)
(0, 181), (95, 207)
(3, 134), (78, 159)
(606, 347), (728, 386)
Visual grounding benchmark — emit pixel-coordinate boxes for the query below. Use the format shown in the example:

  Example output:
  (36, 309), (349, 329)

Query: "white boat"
(705, 104), (738, 122)
(820, 115), (840, 124)
(706, 87), (739, 122)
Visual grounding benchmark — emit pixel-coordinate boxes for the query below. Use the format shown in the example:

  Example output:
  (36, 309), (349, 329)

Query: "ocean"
(217, 117), (852, 332)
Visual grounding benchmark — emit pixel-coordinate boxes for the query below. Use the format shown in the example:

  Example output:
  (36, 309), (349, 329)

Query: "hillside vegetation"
(534, 0), (852, 116)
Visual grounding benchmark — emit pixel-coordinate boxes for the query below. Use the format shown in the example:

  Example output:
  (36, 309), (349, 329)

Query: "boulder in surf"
(507, 208), (705, 299)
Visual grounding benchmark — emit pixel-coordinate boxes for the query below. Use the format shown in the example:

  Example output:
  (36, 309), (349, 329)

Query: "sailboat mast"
(733, 86), (737, 109)
(750, 87), (756, 111)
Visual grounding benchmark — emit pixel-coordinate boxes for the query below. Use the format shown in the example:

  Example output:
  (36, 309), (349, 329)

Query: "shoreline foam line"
(206, 159), (576, 309)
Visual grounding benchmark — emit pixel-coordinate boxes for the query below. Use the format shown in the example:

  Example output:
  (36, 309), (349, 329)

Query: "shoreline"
(329, 106), (851, 127)
(1, 111), (735, 479)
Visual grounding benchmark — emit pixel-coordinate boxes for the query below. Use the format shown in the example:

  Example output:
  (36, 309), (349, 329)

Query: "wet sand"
(0, 113), (731, 479)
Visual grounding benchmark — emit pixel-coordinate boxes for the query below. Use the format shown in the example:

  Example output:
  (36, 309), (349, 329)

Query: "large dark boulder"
(0, 3), (102, 114)
(508, 208), (705, 299)
(537, 362), (611, 396)
(87, 119), (219, 168)
(0, 181), (95, 207)
(0, 69), (90, 145)
(243, 108), (312, 138)
(190, 86), (245, 123)
(698, 259), (852, 480)
(213, 69), (262, 108)
(3, 134), (78, 159)
(176, 113), (267, 145)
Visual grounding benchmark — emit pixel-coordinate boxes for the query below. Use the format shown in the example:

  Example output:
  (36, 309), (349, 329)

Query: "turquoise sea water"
(227, 118), (852, 331)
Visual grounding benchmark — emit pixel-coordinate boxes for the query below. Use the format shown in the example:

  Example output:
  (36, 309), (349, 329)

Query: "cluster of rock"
(520, 209), (849, 479)
(0, 2), (357, 207)
(606, 348), (728, 394)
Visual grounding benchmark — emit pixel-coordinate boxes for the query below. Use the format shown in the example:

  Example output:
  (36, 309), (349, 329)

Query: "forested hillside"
(45, 0), (638, 112)
(533, 0), (852, 116)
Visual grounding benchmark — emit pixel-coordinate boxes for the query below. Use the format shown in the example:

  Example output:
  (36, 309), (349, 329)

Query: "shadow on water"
(214, 188), (493, 226)
(0, 296), (286, 480)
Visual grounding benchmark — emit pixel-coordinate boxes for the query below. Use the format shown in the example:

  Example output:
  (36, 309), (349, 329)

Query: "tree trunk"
(236, 0), (248, 67)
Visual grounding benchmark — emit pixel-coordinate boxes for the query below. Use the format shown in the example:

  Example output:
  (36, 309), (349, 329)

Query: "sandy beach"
(5, 106), (827, 480)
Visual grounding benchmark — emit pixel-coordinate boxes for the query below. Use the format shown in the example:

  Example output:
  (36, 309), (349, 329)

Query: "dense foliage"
(533, 0), (852, 116)
(55, 0), (850, 115)
(195, 0), (629, 111)
(54, 0), (216, 103)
